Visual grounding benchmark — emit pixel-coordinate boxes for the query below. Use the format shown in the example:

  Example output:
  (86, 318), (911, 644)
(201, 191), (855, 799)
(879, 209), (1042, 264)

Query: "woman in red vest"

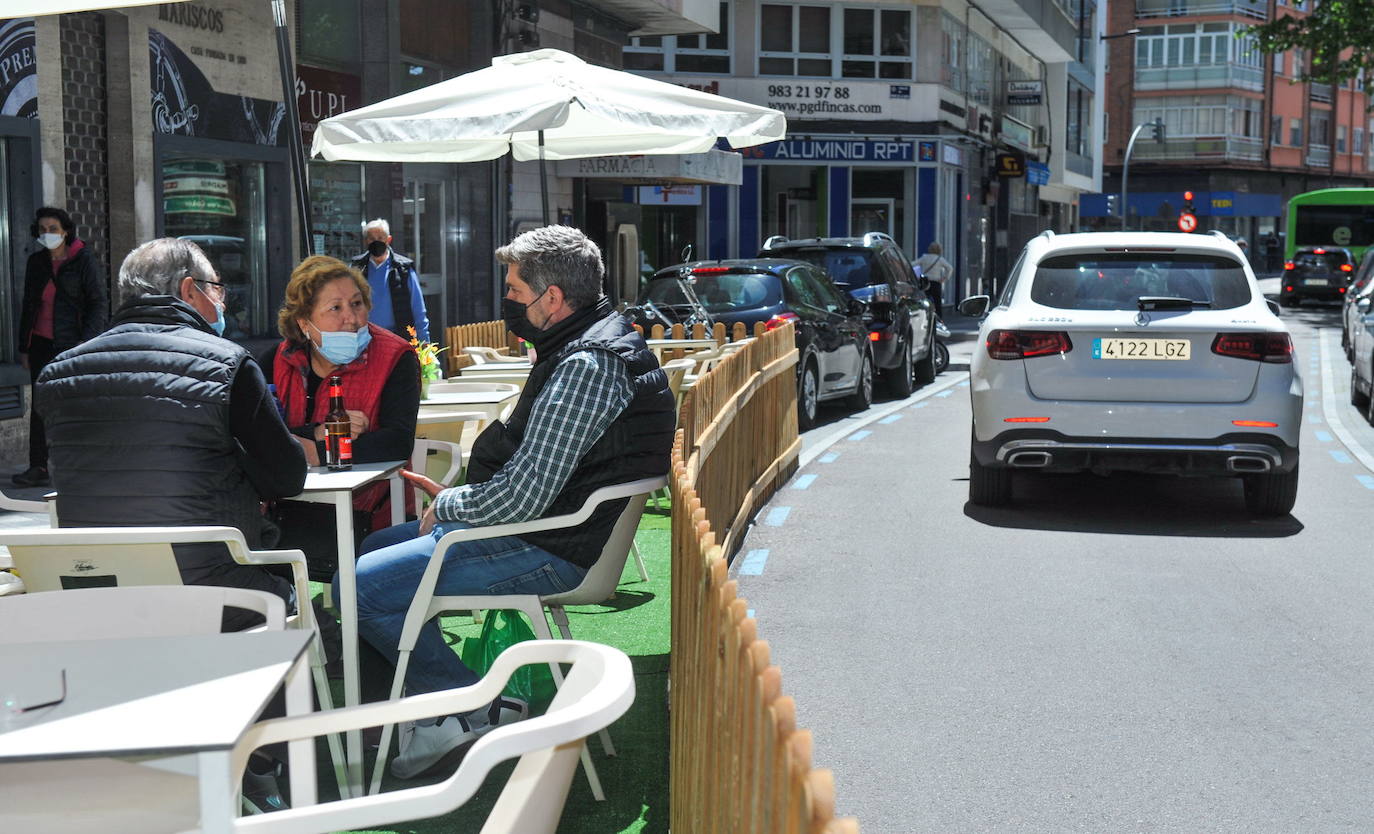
(261, 255), (419, 579)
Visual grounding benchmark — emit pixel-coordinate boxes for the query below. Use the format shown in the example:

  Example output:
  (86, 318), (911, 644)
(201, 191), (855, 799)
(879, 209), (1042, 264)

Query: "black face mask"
(501, 291), (547, 342)
(366, 240), (388, 257)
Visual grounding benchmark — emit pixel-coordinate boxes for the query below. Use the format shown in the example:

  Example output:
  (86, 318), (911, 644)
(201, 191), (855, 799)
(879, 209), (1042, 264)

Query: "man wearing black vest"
(347, 225), (676, 780)
(38, 238), (314, 622)
(351, 218), (430, 342)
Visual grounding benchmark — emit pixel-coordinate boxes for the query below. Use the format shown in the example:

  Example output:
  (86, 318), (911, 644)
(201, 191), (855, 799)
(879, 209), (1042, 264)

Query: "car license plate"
(1305, 278), (1329, 286)
(1092, 337), (1191, 360)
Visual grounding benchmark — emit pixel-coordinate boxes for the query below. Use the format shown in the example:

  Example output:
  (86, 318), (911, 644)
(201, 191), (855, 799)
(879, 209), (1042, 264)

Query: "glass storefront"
(760, 165), (825, 239)
(851, 167), (906, 246)
(160, 155), (269, 339)
(309, 161), (364, 260)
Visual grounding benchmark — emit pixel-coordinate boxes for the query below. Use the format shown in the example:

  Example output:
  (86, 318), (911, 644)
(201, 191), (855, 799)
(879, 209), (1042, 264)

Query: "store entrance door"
(401, 177), (448, 338)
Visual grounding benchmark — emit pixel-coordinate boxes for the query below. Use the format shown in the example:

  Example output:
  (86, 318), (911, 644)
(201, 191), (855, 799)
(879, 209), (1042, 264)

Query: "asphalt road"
(733, 301), (1374, 831)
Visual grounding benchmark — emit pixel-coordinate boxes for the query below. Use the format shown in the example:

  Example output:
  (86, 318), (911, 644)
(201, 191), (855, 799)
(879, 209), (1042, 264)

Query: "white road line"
(798, 371), (969, 469)
(1318, 329), (1374, 474)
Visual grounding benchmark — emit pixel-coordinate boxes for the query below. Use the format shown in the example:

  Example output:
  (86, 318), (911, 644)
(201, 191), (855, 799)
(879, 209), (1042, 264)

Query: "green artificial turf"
(311, 509), (673, 833)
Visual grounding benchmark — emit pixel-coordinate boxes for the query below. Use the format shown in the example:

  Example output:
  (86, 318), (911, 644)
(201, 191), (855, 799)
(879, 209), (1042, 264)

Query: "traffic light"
(1150, 118), (1167, 144)
(1182, 190), (1194, 213)
(1106, 193), (1119, 217)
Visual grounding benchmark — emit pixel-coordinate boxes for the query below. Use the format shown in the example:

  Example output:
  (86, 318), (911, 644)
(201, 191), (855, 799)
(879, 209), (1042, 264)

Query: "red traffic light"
(1183, 191), (1194, 201)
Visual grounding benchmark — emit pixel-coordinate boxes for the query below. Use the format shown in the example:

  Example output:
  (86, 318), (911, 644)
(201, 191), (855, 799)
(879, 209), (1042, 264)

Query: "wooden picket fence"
(442, 321), (525, 375)
(670, 323), (859, 833)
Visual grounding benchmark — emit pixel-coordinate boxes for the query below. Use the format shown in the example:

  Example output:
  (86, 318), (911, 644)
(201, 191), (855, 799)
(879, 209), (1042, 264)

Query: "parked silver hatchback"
(961, 230), (1302, 515)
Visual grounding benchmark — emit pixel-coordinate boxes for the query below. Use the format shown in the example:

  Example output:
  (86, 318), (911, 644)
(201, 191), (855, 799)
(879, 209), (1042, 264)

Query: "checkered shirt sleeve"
(431, 348), (635, 526)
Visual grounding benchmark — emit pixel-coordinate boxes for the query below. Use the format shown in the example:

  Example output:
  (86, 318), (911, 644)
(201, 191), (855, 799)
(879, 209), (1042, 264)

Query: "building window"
(1135, 23), (1249, 69)
(297, 0), (360, 69)
(1066, 81), (1093, 159)
(967, 33), (994, 109)
(1134, 94), (1259, 138)
(1311, 112), (1330, 146)
(759, 4), (832, 76)
(1271, 114), (1283, 145)
(1273, 51), (1284, 75)
(1355, 128), (1364, 155)
(840, 8), (911, 79)
(1291, 118), (1303, 147)
(1338, 125), (1348, 153)
(941, 12), (964, 90)
(625, 2), (732, 74)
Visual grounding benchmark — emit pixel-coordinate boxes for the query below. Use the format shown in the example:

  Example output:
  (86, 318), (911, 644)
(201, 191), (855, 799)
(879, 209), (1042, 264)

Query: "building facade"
(607, 0), (1104, 302)
(1086, 0), (1374, 250)
(0, 0), (714, 460)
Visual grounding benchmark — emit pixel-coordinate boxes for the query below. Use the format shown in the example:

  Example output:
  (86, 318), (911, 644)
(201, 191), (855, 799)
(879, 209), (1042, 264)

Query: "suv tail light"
(1211, 332), (1293, 363)
(1341, 263), (1354, 273)
(1283, 261), (1295, 271)
(766, 312), (800, 331)
(986, 330), (1072, 360)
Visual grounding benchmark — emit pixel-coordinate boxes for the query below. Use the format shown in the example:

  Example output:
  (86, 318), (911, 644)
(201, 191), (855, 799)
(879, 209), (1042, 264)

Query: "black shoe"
(242, 756), (288, 814)
(11, 466), (49, 487)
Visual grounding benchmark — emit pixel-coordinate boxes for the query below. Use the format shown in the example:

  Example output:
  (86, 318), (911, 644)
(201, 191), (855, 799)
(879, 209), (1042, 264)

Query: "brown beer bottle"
(324, 375), (352, 471)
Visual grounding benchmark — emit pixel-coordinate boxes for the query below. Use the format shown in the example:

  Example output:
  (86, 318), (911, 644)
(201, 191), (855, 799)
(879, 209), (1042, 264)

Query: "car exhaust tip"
(1007, 451), (1052, 468)
(1227, 455), (1271, 473)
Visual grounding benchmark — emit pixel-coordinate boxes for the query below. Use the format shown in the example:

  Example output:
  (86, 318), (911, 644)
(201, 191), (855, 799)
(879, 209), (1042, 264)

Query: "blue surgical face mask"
(209, 300), (226, 337)
(308, 321), (371, 365)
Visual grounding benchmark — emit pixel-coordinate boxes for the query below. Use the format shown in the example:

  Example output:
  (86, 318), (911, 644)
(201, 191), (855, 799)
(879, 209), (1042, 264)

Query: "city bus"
(1284, 188), (1374, 263)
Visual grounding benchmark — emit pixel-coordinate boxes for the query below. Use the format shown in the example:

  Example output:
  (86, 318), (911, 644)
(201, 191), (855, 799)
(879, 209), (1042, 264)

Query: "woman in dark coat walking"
(13, 207), (108, 487)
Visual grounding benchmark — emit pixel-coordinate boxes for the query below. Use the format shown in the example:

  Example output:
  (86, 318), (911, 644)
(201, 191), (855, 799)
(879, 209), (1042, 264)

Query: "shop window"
(759, 3), (832, 76)
(161, 155), (270, 340)
(399, 61), (444, 95)
(309, 161), (364, 260)
(841, 8), (911, 79)
(298, 0), (361, 69)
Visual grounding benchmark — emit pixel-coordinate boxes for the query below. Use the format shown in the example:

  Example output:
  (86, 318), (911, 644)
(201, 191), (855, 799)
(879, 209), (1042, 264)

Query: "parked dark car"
(760, 232), (937, 396)
(1342, 249), (1374, 360)
(1280, 245), (1356, 307)
(628, 259), (874, 429)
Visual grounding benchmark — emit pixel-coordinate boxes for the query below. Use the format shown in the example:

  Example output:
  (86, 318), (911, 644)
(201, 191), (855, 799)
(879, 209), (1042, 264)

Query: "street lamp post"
(1121, 118), (1166, 231)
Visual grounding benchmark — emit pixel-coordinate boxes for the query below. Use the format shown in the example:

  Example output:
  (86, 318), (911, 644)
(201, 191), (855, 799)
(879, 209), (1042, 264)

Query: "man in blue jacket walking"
(351, 218), (430, 342)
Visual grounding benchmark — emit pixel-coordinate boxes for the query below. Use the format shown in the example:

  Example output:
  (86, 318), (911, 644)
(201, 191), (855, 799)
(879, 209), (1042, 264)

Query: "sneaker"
(390, 696), (528, 780)
(10, 467), (48, 488)
(241, 757), (287, 814)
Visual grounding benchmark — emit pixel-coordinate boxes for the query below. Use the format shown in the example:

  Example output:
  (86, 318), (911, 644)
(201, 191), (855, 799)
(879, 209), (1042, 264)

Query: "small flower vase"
(420, 376), (432, 400)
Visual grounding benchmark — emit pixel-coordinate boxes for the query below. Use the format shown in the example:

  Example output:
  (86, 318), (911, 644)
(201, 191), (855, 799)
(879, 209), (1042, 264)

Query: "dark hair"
(31, 207), (76, 245)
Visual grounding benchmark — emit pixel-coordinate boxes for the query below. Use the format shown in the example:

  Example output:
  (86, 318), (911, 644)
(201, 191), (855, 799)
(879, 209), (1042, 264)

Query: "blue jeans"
(338, 520), (587, 695)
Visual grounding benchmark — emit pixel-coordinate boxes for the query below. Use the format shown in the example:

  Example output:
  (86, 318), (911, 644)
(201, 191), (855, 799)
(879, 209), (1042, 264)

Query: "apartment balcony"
(1135, 63), (1263, 92)
(1135, 0), (1265, 19)
(1306, 144), (1331, 167)
(1132, 135), (1263, 162)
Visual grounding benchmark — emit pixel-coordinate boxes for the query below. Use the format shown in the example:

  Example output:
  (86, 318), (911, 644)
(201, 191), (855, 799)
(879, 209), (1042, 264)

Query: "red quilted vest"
(273, 323), (415, 524)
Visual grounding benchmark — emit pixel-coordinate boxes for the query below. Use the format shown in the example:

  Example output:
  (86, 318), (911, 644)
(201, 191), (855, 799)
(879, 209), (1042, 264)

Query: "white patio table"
(0, 630), (314, 833)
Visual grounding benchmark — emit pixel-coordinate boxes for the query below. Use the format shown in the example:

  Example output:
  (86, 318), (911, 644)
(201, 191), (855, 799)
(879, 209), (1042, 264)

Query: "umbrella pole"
(539, 130), (551, 226)
(272, 0), (314, 256)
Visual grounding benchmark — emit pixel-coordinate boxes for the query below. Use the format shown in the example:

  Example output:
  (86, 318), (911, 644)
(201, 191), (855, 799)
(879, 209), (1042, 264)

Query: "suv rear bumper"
(971, 428), (1299, 476)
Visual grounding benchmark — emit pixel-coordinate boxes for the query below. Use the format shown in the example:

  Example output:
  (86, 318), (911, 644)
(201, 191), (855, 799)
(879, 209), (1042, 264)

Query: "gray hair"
(495, 226), (604, 311)
(362, 218), (390, 236)
(117, 238), (216, 306)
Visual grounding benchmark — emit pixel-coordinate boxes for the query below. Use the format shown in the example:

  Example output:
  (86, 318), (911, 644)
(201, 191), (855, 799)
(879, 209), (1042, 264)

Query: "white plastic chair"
(0, 526), (347, 796)
(463, 345), (528, 365)
(0, 640), (634, 834)
(0, 584), (286, 642)
(409, 438), (464, 513)
(369, 475), (667, 799)
(425, 381), (522, 396)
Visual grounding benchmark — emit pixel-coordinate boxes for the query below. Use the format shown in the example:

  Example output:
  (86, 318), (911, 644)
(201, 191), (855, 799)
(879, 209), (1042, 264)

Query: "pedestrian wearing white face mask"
(259, 255), (420, 580)
(13, 207), (108, 488)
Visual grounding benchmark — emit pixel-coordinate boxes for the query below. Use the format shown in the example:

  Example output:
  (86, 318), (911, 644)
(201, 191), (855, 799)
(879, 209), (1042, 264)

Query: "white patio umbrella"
(311, 48), (786, 223)
(3, 0), (182, 13)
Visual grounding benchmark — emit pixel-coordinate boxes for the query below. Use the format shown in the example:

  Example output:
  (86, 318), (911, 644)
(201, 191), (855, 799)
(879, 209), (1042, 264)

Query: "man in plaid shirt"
(345, 226), (675, 780)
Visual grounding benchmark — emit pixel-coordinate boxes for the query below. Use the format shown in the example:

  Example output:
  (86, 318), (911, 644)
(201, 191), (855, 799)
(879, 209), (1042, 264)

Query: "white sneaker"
(390, 696), (528, 780)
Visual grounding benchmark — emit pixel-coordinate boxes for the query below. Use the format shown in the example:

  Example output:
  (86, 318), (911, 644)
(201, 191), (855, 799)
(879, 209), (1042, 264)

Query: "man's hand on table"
(402, 469), (445, 535)
(293, 434), (320, 466)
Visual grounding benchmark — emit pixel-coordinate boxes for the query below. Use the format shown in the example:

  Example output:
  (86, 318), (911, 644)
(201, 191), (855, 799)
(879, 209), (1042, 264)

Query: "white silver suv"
(961, 230), (1302, 515)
